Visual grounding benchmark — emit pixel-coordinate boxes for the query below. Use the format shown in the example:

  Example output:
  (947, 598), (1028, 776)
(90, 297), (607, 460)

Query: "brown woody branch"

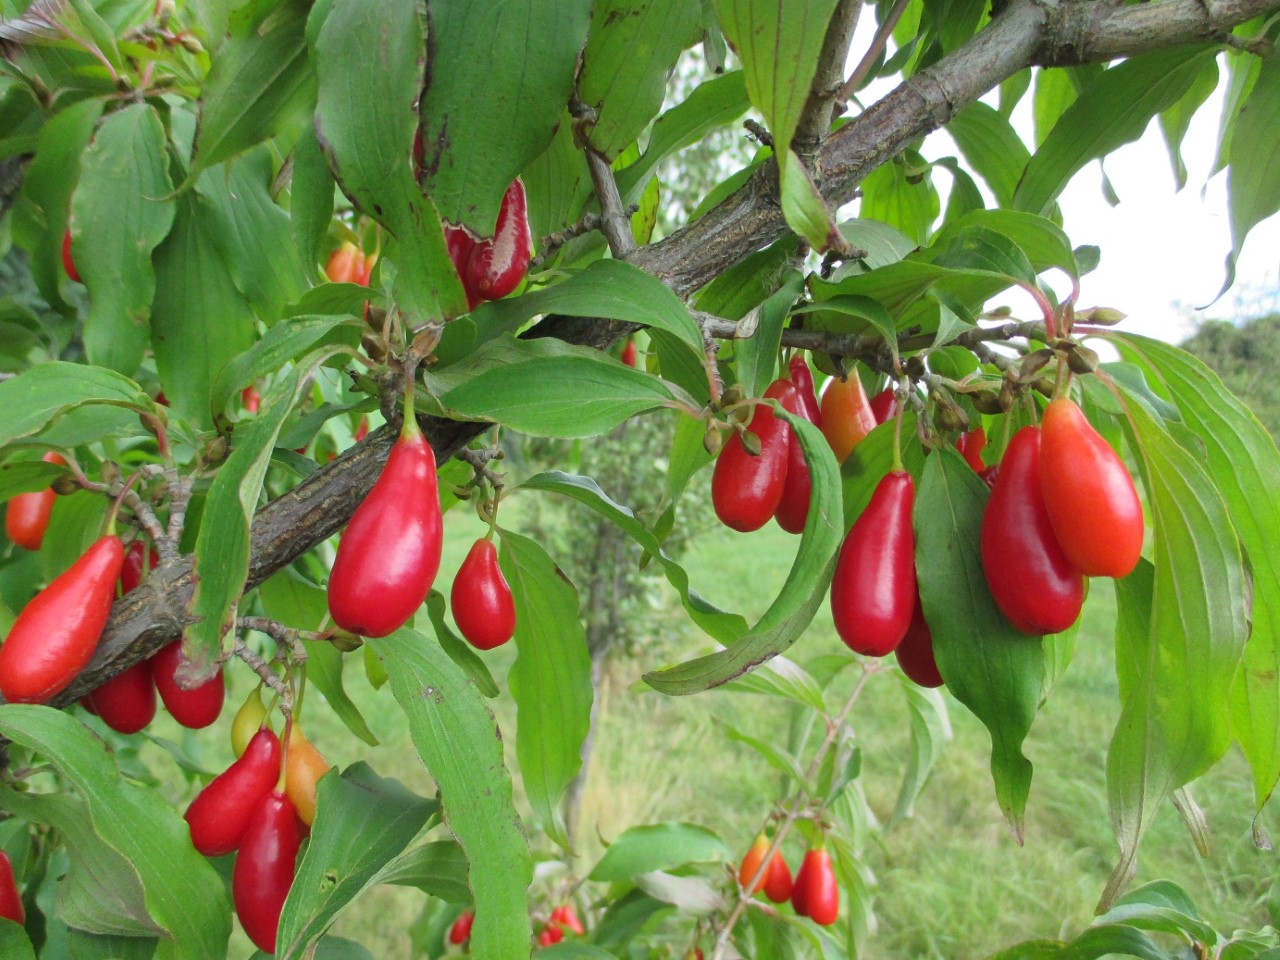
(53, 0), (1280, 706)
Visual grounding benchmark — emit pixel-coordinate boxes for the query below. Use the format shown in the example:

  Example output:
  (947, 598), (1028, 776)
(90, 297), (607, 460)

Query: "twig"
(796, 0), (863, 146)
(455, 447), (506, 490)
(711, 665), (881, 960)
(583, 149), (638, 260)
(743, 119), (774, 147)
(120, 488), (168, 550)
(238, 616), (310, 664)
(231, 639), (293, 713)
(837, 0), (914, 103)
(530, 212), (606, 268)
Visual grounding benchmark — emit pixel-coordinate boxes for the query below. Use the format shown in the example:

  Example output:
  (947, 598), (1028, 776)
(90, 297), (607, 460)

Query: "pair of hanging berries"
(738, 836), (838, 926)
(444, 179), (531, 310)
(981, 397), (1143, 635)
(185, 724), (310, 953)
(738, 834), (793, 903)
(84, 542), (225, 734)
(711, 356), (821, 534)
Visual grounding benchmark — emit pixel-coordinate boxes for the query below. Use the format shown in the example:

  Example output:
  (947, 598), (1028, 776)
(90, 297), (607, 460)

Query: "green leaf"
(577, 0), (705, 159)
(67, 932), (157, 960)
(887, 677), (952, 828)
(41, 490), (109, 583)
(1014, 46), (1217, 215)
(781, 149), (842, 251)
(540, 945), (623, 960)
(1032, 66), (1079, 148)
(192, 0), (316, 176)
(1158, 57), (1218, 191)
(1097, 880), (1217, 945)
(0, 706), (231, 956)
(1109, 334), (1280, 811)
(736, 271), (805, 398)
(589, 823), (730, 882)
(1223, 48), (1280, 296)
(313, 0), (466, 320)
(792, 294), (898, 345)
(915, 449), (1043, 841)
(0, 361), (149, 449)
(718, 717), (810, 783)
(722, 650), (828, 713)
(859, 154), (940, 246)
(423, 592), (500, 700)
(197, 148), (308, 323)
(369, 629), (534, 959)
(151, 191), (256, 431)
(712, 0), (839, 158)
(0, 458), (69, 502)
(378, 840), (471, 903)
(429, 336), (678, 438)
(289, 124), (335, 279)
(834, 218), (919, 273)
(497, 530), (592, 851)
(933, 209), (1078, 278)
(946, 101), (1029, 206)
(186, 358), (327, 671)
(1103, 390), (1250, 909)
(644, 411), (843, 694)
(71, 103), (175, 375)
(417, 0), (591, 233)
(276, 764), (436, 958)
(15, 96), (101, 312)
(448, 259), (705, 364)
(0, 920), (34, 959)
(517, 471), (747, 643)
(257, 569), (379, 746)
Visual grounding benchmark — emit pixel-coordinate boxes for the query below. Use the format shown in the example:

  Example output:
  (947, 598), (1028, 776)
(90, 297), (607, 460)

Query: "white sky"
(847, 25), (1280, 346)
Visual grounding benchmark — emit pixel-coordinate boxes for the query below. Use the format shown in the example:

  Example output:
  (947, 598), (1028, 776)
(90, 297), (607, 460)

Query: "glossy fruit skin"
(284, 724), (329, 827)
(448, 910), (474, 945)
(328, 426), (443, 637)
(354, 252), (376, 287)
(233, 790), (304, 954)
(789, 355), (822, 428)
(6, 452), (67, 551)
(981, 426), (1084, 635)
(0, 534), (125, 704)
(152, 642), (225, 729)
(763, 850), (793, 904)
(465, 179), (530, 302)
(895, 597), (943, 688)
(0, 852), (23, 925)
(979, 465), (1000, 490)
(120, 539), (157, 594)
(62, 229), (80, 283)
(554, 905), (585, 936)
(444, 225), (482, 310)
(324, 242), (361, 284)
(711, 380), (795, 533)
(956, 427), (987, 472)
(737, 834), (770, 893)
(793, 848), (839, 925)
(231, 687), (268, 758)
(621, 339), (638, 368)
(869, 387), (897, 425)
(775, 381), (815, 535)
(538, 924), (564, 947)
(820, 375), (877, 464)
(186, 727), (281, 856)
(1040, 398), (1144, 578)
(830, 471), (916, 657)
(85, 659), (156, 734)
(451, 538), (516, 650)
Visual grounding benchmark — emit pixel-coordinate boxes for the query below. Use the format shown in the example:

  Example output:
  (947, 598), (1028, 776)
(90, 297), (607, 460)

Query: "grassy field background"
(147, 500), (1277, 958)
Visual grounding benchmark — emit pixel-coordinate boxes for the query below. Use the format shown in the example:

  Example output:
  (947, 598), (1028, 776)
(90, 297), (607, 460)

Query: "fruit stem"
(278, 710), (292, 794)
(104, 471), (143, 536)
(400, 368), (421, 441)
(890, 381), (907, 474)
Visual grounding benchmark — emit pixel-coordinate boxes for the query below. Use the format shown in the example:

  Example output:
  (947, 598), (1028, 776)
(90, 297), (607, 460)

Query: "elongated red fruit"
(0, 852), (22, 925)
(233, 790), (303, 954)
(85, 659), (156, 734)
(894, 597), (943, 688)
(738, 834), (770, 893)
(0, 534), (125, 703)
(763, 850), (793, 904)
(328, 419), (442, 637)
(956, 427), (987, 472)
(711, 380), (795, 532)
(789, 355), (822, 427)
(869, 387), (897, 425)
(792, 848), (838, 925)
(444, 224), (482, 310)
(448, 910), (474, 945)
(830, 471), (916, 656)
(152, 642), (225, 729)
(621, 339), (638, 368)
(185, 727), (281, 856)
(451, 538), (516, 650)
(1040, 397), (1144, 578)
(820, 376), (876, 464)
(62, 228), (79, 283)
(6, 452), (67, 551)
(120, 539), (157, 594)
(981, 426), (1084, 635)
(776, 374), (816, 535)
(466, 179), (531, 302)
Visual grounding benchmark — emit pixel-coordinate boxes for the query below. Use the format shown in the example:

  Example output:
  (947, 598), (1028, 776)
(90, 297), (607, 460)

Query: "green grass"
(139, 507), (1277, 958)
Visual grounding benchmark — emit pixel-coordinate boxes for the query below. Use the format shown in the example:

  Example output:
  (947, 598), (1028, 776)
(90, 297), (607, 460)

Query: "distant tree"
(1181, 315), (1280, 438)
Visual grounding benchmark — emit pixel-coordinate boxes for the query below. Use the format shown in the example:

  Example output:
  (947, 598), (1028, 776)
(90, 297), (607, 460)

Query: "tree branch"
(47, 0), (1280, 706)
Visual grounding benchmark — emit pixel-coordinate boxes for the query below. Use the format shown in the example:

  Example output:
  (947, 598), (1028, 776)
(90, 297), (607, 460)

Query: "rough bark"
(34, 0), (1280, 706)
